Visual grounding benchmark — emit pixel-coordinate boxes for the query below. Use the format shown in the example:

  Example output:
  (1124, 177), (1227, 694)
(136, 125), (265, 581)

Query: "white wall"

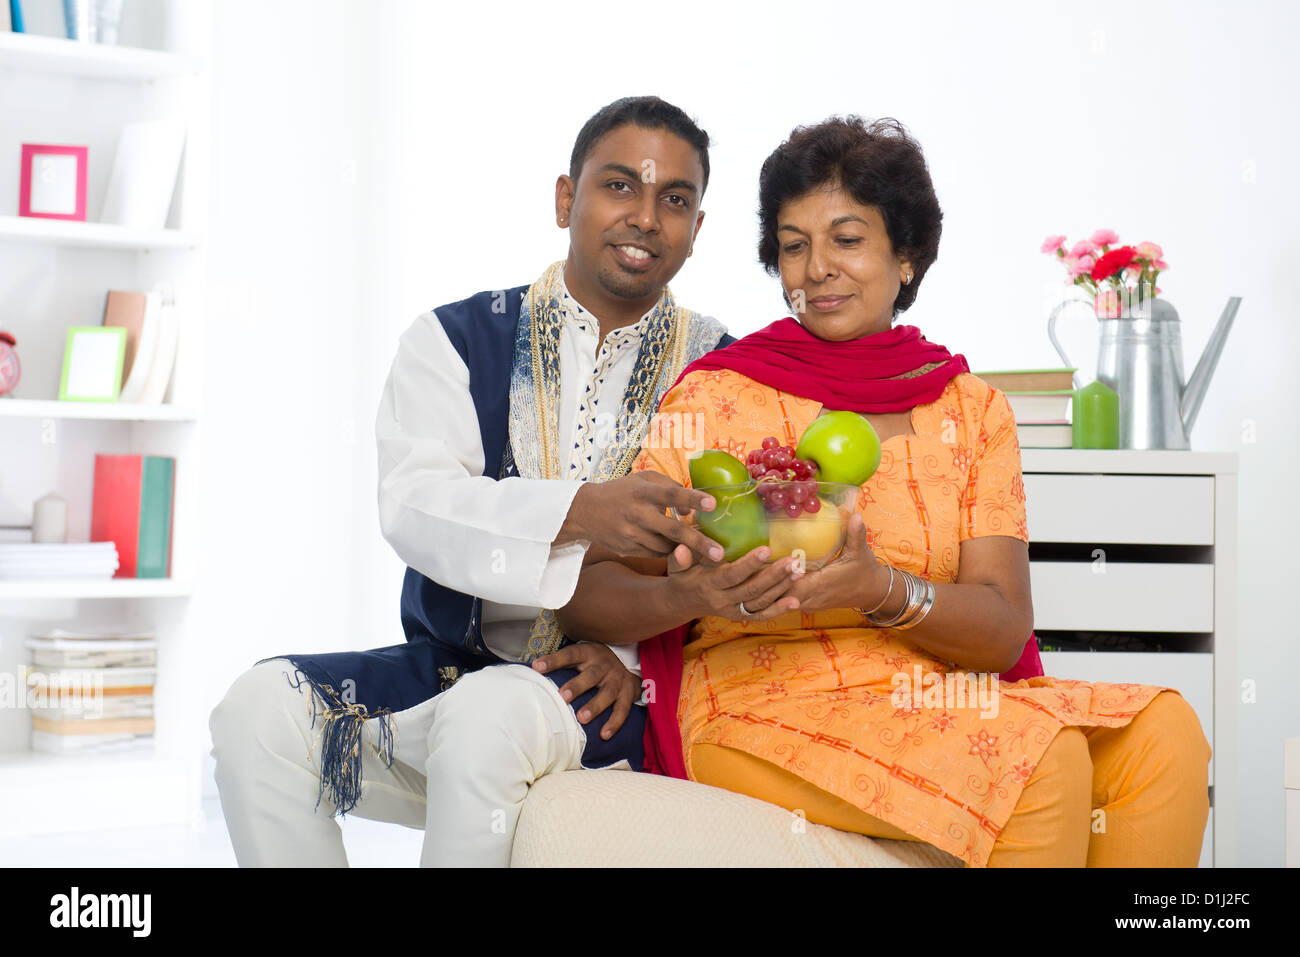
(197, 0), (378, 735)
(199, 0), (1300, 864)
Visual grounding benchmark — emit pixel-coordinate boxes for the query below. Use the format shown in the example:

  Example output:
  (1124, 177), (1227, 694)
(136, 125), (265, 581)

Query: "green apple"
(696, 484), (769, 562)
(687, 449), (750, 489)
(795, 410), (881, 486)
(687, 450), (768, 562)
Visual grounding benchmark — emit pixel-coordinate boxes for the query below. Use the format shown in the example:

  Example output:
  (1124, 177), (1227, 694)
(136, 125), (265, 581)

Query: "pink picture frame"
(19, 144), (89, 222)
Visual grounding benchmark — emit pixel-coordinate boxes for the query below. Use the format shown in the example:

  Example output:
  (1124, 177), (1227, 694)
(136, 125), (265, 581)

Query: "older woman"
(555, 116), (1210, 867)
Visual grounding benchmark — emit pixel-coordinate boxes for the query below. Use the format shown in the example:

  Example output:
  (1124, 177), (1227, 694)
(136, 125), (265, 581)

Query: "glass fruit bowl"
(672, 481), (858, 571)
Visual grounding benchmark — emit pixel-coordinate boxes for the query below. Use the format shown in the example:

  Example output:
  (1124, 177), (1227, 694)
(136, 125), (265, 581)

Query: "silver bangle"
(856, 565), (895, 617)
(893, 576), (936, 630)
(865, 568), (918, 627)
(866, 569), (932, 629)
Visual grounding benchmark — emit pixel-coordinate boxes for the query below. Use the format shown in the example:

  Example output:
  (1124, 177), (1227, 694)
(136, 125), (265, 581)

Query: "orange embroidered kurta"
(632, 368), (1176, 867)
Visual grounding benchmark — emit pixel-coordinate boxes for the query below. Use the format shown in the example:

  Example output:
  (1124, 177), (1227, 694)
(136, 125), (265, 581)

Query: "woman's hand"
(532, 642), (641, 740)
(781, 513), (892, 614)
(667, 543), (802, 622)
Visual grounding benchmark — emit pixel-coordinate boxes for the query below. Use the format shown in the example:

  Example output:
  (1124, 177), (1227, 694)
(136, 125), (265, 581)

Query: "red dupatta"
(639, 318), (1044, 778)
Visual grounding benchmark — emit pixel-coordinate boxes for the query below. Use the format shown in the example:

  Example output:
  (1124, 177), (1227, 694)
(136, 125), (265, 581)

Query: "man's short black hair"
(570, 96), (711, 194)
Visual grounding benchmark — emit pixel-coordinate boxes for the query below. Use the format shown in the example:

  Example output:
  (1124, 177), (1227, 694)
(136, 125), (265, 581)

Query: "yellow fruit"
(767, 499), (845, 565)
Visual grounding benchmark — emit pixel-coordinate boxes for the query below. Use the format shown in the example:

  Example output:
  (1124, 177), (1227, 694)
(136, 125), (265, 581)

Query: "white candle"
(32, 492), (68, 544)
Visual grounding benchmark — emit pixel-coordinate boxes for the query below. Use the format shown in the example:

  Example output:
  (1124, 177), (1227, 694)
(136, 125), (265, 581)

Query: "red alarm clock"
(0, 332), (20, 396)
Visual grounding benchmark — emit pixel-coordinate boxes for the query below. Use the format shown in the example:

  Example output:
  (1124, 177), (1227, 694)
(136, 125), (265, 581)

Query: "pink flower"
(1091, 228), (1120, 246)
(1124, 264), (1142, 279)
(1135, 241), (1163, 261)
(1069, 239), (1099, 258)
(1154, 260), (1169, 270)
(1040, 234), (1067, 254)
(1095, 289), (1122, 318)
(1068, 254), (1096, 278)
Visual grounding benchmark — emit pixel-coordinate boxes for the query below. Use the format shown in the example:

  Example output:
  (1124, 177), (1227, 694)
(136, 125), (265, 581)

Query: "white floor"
(1, 796), (428, 867)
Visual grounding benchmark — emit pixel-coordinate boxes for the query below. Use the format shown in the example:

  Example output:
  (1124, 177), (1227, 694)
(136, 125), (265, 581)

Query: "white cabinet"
(1022, 449), (1237, 868)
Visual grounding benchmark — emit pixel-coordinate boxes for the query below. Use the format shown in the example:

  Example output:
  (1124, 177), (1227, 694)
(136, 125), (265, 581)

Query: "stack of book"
(102, 290), (181, 406)
(0, 542), (120, 580)
(974, 368), (1077, 448)
(25, 628), (157, 754)
(91, 454), (175, 578)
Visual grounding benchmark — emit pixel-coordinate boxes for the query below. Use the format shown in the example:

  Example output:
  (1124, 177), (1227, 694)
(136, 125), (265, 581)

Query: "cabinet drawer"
(1039, 651), (1214, 787)
(1024, 474), (1214, 545)
(1030, 562), (1214, 631)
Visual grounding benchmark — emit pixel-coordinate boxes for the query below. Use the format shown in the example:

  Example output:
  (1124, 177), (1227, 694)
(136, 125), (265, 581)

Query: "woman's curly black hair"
(757, 116), (942, 318)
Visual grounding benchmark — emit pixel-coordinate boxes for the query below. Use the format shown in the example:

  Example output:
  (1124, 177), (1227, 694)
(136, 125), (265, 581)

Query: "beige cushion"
(512, 768), (963, 867)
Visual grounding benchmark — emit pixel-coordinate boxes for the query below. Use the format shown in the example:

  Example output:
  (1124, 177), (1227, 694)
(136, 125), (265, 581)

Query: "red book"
(90, 455), (175, 578)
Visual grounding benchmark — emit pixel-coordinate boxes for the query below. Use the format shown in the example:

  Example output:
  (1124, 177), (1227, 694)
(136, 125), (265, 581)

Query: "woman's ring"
(738, 600), (752, 617)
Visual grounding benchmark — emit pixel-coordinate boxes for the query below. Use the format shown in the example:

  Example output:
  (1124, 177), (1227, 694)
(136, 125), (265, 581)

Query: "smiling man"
(209, 96), (736, 867)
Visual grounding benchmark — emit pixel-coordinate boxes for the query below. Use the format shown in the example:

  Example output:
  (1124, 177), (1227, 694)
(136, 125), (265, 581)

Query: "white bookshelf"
(0, 398), (198, 421)
(0, 28), (199, 79)
(0, 748), (192, 838)
(0, 214), (198, 251)
(0, 1), (211, 838)
(0, 579), (192, 600)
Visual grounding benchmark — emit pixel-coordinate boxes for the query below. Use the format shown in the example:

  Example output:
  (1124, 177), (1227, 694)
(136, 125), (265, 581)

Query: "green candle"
(1072, 380), (1119, 449)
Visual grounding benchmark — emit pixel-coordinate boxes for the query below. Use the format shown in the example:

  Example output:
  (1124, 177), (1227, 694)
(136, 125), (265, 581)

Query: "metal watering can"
(1048, 292), (1242, 450)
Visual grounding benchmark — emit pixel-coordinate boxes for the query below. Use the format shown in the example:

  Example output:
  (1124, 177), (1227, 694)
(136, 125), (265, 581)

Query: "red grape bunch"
(745, 436), (822, 518)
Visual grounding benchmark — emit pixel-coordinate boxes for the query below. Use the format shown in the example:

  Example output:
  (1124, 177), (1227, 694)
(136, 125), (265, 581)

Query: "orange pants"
(691, 691), (1211, 867)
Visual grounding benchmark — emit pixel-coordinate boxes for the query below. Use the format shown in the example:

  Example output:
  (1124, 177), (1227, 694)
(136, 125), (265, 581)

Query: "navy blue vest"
(399, 285), (529, 661)
(269, 286), (734, 719)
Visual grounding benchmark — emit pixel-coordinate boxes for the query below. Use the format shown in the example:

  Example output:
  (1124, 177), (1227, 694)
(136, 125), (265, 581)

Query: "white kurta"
(375, 280), (658, 671)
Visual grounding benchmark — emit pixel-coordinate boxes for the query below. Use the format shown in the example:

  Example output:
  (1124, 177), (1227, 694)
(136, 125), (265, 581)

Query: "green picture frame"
(58, 326), (128, 402)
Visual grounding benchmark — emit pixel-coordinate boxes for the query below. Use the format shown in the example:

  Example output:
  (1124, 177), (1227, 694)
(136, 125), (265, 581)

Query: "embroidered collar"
(504, 260), (727, 661)
(560, 276), (652, 344)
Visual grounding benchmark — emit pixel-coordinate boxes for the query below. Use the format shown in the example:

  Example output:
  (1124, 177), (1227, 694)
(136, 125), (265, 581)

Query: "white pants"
(208, 659), (595, 867)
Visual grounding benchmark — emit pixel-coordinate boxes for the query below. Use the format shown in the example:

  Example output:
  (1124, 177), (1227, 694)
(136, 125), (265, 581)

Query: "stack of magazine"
(25, 628), (156, 754)
(973, 368), (1077, 448)
(0, 543), (120, 581)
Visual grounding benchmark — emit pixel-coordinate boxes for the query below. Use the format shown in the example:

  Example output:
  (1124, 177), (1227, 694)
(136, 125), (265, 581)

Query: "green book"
(137, 457), (174, 579)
